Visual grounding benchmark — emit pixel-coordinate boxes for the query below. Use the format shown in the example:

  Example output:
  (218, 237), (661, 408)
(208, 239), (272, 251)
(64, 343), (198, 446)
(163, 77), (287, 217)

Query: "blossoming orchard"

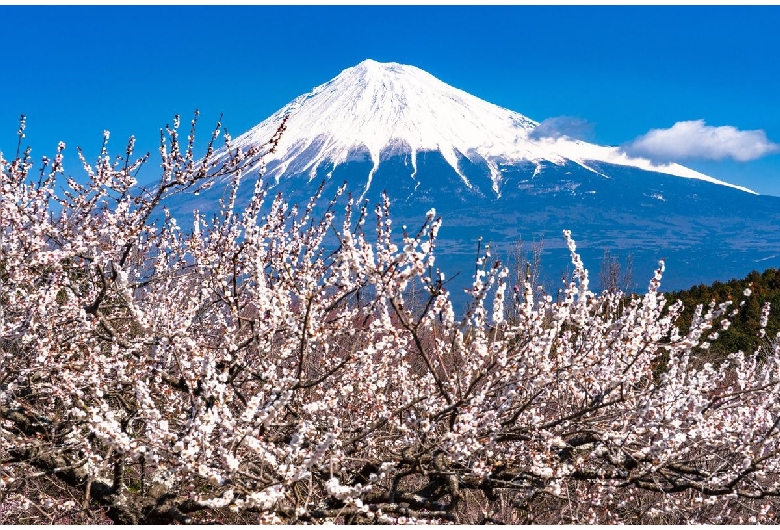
(1, 114), (780, 524)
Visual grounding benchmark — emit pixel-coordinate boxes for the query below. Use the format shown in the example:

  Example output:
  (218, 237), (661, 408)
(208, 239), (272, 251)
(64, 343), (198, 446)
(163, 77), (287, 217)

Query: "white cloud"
(529, 116), (594, 142)
(622, 120), (779, 162)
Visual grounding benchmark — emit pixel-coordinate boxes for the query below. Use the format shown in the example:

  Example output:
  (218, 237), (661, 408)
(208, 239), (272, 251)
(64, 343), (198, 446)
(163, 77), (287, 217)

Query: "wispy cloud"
(622, 120), (780, 163)
(529, 116), (594, 142)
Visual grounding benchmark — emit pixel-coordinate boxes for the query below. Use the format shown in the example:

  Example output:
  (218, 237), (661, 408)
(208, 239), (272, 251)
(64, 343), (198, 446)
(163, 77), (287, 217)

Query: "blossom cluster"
(1, 115), (779, 524)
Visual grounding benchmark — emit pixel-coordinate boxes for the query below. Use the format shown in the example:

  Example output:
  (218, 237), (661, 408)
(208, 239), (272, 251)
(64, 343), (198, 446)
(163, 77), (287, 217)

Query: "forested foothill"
(666, 268), (780, 361)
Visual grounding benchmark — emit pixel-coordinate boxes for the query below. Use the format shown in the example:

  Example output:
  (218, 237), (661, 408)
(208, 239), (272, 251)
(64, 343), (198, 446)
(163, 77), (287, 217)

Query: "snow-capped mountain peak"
(226, 59), (755, 196)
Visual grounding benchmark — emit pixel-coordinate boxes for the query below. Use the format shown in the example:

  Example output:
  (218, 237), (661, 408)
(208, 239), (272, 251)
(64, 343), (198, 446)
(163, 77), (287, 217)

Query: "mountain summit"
(225, 59), (753, 198)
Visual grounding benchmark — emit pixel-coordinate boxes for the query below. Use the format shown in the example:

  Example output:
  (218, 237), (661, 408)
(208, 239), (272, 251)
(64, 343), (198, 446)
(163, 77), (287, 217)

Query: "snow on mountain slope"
(225, 59), (755, 197)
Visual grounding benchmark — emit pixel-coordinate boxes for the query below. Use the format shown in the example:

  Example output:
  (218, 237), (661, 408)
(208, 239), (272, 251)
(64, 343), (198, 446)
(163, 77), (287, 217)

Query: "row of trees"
(1, 114), (780, 523)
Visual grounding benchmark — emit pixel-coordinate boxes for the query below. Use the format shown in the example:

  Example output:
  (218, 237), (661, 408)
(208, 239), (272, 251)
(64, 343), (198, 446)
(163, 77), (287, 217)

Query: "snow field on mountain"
(224, 59), (755, 196)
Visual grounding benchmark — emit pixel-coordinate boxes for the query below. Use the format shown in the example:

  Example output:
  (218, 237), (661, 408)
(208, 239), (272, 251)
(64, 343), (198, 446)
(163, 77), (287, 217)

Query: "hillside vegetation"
(668, 268), (780, 357)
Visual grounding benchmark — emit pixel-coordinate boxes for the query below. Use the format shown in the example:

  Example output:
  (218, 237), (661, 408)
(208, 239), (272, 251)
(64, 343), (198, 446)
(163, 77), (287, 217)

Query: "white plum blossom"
(1, 115), (780, 524)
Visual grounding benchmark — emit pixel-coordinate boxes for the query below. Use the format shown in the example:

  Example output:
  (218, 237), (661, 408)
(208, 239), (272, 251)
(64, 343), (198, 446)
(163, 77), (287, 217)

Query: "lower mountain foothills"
(667, 268), (780, 359)
(168, 147), (780, 307)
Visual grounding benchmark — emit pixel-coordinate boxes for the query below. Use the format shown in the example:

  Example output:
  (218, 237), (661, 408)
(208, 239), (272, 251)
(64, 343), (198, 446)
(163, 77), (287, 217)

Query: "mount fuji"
(168, 59), (780, 298)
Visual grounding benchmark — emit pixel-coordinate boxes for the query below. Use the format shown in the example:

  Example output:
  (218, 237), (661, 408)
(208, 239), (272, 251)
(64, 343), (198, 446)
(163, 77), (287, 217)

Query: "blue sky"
(2, 5), (780, 195)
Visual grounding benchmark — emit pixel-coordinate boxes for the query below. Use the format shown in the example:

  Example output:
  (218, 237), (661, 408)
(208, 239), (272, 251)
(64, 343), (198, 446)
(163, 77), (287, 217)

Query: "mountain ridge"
(164, 59), (780, 300)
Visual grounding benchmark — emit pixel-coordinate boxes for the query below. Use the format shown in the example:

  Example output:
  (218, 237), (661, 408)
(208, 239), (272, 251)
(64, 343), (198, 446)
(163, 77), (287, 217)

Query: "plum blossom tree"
(1, 113), (780, 524)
